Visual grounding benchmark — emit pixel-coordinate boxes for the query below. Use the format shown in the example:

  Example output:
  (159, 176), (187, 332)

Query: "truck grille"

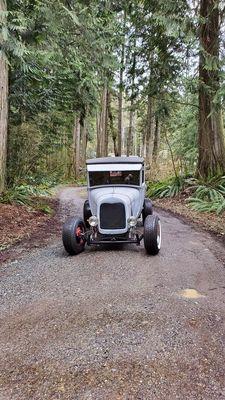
(100, 202), (126, 230)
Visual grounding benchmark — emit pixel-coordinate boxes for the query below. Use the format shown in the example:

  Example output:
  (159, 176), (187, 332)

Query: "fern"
(0, 185), (50, 206)
(148, 175), (225, 215)
(188, 198), (225, 214)
(148, 176), (197, 199)
(188, 175), (225, 214)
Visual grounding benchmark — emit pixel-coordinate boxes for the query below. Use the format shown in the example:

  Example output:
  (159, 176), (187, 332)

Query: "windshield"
(89, 170), (140, 187)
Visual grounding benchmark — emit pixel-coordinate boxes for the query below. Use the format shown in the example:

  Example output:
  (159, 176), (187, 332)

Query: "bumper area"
(86, 234), (143, 246)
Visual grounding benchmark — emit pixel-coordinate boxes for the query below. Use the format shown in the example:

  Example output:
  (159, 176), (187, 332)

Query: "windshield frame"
(87, 169), (142, 188)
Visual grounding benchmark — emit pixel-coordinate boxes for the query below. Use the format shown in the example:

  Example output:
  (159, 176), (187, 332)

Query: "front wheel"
(62, 217), (86, 255)
(142, 198), (153, 223)
(144, 215), (161, 255)
(83, 200), (92, 228)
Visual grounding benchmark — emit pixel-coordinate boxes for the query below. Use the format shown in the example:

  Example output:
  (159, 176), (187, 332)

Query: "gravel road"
(1, 187), (225, 400)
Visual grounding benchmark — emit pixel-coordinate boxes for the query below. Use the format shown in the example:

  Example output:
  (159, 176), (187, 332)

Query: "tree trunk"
(197, 0), (225, 178)
(142, 127), (146, 158)
(133, 112), (138, 155)
(117, 10), (126, 157)
(80, 120), (87, 169)
(108, 91), (118, 156)
(99, 89), (106, 156)
(96, 112), (101, 158)
(101, 85), (108, 157)
(118, 83), (123, 156)
(72, 114), (77, 176)
(145, 95), (153, 166)
(127, 37), (136, 157)
(127, 102), (134, 156)
(62, 132), (68, 178)
(164, 128), (178, 178)
(104, 88), (109, 157)
(152, 116), (160, 163)
(97, 85), (108, 157)
(74, 117), (81, 179)
(0, 0), (8, 193)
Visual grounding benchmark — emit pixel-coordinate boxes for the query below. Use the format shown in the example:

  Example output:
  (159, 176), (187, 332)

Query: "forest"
(0, 0), (225, 215)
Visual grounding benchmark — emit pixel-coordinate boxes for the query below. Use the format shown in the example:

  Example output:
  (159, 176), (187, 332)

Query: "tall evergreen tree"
(197, 0), (225, 178)
(0, 0), (8, 193)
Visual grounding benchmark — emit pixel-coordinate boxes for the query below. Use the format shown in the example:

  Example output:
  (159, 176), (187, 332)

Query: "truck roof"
(86, 156), (144, 165)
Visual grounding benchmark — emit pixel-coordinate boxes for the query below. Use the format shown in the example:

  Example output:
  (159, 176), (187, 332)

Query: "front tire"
(144, 215), (161, 255)
(142, 198), (153, 223)
(83, 200), (92, 228)
(62, 217), (86, 255)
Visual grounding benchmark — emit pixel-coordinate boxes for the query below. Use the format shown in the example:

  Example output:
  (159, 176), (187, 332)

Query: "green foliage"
(163, 96), (198, 174)
(2, 0), (224, 197)
(188, 176), (225, 214)
(75, 177), (87, 186)
(188, 198), (225, 214)
(148, 175), (225, 215)
(6, 0), (119, 186)
(0, 184), (50, 206)
(7, 112), (74, 185)
(148, 176), (197, 198)
(0, 187), (31, 206)
(34, 203), (54, 215)
(26, 173), (64, 188)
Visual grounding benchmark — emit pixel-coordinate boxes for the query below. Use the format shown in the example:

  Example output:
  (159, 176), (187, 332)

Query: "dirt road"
(1, 187), (225, 399)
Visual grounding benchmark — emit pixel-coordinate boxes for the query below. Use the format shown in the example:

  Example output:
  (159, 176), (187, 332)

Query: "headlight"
(128, 216), (138, 227)
(88, 215), (98, 227)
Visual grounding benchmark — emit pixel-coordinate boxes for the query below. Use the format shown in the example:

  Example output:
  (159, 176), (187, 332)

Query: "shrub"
(0, 184), (50, 206)
(188, 176), (225, 214)
(148, 175), (225, 215)
(148, 176), (197, 199)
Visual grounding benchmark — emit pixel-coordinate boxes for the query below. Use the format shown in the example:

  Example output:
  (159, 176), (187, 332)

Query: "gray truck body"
(86, 157), (145, 235)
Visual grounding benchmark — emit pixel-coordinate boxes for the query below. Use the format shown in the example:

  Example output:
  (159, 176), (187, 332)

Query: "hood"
(89, 186), (140, 217)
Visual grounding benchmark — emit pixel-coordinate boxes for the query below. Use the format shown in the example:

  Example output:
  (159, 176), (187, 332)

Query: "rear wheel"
(144, 215), (161, 255)
(142, 198), (153, 223)
(83, 200), (92, 228)
(62, 217), (86, 255)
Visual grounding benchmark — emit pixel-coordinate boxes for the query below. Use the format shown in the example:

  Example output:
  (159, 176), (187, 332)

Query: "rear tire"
(142, 198), (153, 223)
(83, 200), (92, 228)
(144, 215), (161, 255)
(62, 217), (86, 255)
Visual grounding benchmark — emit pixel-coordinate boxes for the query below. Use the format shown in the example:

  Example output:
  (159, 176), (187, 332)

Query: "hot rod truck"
(62, 157), (161, 255)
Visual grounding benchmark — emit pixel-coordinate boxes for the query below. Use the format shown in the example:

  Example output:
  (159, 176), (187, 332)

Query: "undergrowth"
(74, 175), (87, 186)
(148, 176), (198, 199)
(148, 175), (225, 215)
(188, 176), (225, 215)
(0, 184), (54, 214)
(0, 172), (83, 212)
